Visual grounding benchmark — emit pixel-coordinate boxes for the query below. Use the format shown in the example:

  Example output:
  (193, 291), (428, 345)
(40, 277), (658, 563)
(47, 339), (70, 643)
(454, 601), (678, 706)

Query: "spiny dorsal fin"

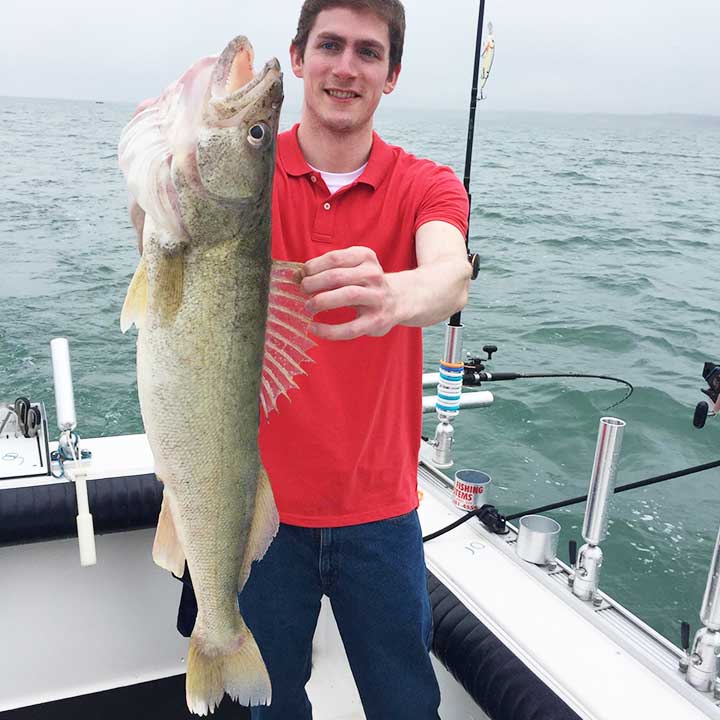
(260, 260), (315, 419)
(120, 256), (148, 333)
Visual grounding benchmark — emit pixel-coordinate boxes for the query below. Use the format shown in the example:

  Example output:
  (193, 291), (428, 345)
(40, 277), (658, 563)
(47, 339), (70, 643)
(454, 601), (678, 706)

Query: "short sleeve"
(413, 165), (469, 239)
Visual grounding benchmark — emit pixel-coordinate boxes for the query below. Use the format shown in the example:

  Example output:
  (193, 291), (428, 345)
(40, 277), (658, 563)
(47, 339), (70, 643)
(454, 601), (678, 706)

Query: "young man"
(239, 1), (472, 718)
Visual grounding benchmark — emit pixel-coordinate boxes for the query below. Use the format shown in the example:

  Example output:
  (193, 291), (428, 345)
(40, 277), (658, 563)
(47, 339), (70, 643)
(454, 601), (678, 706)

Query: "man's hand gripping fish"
(117, 37), (314, 715)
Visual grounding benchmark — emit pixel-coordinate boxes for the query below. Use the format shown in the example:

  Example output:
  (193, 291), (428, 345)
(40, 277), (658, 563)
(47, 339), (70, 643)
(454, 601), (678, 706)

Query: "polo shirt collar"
(278, 124), (393, 190)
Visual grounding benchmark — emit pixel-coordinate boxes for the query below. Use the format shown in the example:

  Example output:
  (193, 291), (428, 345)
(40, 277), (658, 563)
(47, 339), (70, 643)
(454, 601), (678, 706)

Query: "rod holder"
(686, 524), (720, 692)
(699, 524), (720, 631)
(686, 628), (720, 693)
(428, 324), (465, 469)
(49, 338), (96, 567)
(572, 417), (625, 603)
(442, 325), (464, 365)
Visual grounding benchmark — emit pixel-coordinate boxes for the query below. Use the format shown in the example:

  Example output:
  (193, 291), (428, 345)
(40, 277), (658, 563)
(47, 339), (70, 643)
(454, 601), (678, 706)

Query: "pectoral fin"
(260, 260), (316, 418)
(155, 252), (184, 326)
(120, 256), (148, 333)
(120, 252), (184, 332)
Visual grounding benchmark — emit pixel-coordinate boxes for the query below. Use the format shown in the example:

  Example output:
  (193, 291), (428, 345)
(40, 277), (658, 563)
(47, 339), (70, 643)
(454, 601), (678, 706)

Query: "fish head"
(195, 37), (283, 204)
(118, 37), (283, 252)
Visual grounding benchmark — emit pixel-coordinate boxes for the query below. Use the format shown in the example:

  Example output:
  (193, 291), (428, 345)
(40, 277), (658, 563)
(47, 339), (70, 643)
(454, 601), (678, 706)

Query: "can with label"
(453, 469), (491, 511)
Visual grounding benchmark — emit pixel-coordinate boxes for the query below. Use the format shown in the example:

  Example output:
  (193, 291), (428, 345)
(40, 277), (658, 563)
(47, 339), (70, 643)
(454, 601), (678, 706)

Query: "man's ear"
(383, 63), (401, 95)
(290, 43), (304, 79)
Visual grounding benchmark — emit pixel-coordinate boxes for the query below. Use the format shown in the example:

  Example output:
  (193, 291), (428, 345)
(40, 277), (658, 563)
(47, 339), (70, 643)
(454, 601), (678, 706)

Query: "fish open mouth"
(209, 36), (282, 108)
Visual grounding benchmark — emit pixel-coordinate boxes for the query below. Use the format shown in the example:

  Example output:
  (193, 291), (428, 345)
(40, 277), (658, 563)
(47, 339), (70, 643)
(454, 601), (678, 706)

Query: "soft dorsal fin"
(260, 260), (315, 418)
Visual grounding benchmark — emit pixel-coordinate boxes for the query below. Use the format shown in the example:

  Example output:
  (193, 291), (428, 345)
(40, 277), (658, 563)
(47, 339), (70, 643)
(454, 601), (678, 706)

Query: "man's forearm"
(388, 256), (472, 329)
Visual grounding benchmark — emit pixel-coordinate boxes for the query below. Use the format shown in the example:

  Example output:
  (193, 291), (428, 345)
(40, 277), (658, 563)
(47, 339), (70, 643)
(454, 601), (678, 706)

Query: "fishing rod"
(426, 11), (634, 466)
(458, 346), (634, 409)
(459, 0), (488, 288)
(423, 458), (720, 543)
(427, 1), (492, 468)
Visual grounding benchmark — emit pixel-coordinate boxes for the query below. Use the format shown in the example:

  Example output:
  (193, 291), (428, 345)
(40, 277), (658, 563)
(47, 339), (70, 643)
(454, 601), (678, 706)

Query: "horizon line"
(1, 94), (719, 120)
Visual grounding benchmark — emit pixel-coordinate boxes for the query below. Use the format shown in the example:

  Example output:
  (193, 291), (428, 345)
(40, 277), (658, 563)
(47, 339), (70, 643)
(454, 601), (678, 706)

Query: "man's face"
(291, 6), (400, 134)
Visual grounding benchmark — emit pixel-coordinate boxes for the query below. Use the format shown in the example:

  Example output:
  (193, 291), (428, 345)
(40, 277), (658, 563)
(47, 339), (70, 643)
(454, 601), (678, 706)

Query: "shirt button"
(323, 202), (331, 210)
(310, 175), (317, 183)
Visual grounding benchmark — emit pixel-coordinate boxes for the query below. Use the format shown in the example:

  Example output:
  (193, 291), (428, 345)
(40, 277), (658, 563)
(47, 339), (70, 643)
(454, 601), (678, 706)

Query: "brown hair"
(292, 0), (406, 77)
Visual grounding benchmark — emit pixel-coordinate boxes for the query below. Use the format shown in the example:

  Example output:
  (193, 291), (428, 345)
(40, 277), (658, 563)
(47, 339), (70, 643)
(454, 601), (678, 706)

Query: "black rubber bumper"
(0, 474), (162, 546)
(428, 571), (582, 720)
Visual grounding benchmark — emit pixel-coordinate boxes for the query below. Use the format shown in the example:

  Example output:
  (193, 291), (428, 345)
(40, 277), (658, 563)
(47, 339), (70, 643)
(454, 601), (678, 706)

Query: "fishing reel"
(693, 362), (720, 429)
(463, 345), (498, 386)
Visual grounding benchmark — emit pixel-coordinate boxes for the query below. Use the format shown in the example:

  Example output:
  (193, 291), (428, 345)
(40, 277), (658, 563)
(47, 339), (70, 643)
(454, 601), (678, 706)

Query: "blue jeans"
(238, 510), (441, 720)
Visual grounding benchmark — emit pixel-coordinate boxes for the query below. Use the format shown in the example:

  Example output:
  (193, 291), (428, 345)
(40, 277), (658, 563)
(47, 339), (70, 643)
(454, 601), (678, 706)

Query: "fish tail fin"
(222, 624), (271, 707)
(186, 623), (271, 715)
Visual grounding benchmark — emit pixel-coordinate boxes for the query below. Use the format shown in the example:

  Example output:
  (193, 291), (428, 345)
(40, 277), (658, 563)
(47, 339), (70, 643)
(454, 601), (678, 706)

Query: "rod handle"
(569, 540), (578, 567)
(694, 402), (709, 428)
(681, 621), (691, 651)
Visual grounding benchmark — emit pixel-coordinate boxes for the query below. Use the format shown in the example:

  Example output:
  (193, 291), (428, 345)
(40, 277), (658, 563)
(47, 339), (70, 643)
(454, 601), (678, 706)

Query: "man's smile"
(325, 88), (361, 100)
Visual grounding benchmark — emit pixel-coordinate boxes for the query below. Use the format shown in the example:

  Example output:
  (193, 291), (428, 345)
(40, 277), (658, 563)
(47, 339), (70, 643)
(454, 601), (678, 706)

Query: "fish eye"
(248, 123), (268, 146)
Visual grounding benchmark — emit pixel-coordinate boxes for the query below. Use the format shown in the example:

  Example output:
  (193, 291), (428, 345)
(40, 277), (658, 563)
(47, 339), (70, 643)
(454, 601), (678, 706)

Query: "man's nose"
(333, 48), (358, 78)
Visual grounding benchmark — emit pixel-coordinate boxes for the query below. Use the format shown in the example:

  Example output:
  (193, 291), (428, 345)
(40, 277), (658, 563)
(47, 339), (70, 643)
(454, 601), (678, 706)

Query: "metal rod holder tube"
(685, 524), (720, 691)
(700, 525), (720, 631)
(686, 628), (720, 692)
(428, 323), (465, 469)
(583, 417), (625, 545)
(573, 417), (625, 603)
(443, 323), (464, 365)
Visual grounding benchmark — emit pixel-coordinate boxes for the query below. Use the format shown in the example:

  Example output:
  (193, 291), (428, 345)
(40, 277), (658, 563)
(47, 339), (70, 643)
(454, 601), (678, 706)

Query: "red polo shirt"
(259, 124), (468, 527)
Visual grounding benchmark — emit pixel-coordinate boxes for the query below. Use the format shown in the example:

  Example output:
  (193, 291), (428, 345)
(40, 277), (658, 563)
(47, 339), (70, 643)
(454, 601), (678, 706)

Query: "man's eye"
(320, 41), (339, 51)
(359, 47), (379, 59)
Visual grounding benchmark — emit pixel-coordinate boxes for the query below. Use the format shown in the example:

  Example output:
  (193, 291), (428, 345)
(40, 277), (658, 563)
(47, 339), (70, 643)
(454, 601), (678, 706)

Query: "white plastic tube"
(72, 464), (97, 567)
(63, 441), (97, 567)
(422, 390), (494, 414)
(50, 338), (77, 431)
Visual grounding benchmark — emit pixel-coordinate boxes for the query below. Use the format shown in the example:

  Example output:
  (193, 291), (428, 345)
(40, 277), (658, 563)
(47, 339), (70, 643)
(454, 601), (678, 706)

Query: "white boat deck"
(0, 433), (717, 719)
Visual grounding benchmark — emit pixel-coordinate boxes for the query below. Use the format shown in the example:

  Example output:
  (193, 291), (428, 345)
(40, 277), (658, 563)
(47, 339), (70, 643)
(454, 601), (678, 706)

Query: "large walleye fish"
(117, 37), (313, 715)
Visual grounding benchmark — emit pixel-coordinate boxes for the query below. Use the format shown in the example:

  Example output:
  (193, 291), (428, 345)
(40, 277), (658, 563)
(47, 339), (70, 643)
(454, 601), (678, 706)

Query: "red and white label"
(453, 478), (488, 511)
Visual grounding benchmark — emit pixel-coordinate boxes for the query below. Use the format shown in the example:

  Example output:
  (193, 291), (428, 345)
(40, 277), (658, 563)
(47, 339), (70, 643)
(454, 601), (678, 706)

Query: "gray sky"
(2, 0), (719, 115)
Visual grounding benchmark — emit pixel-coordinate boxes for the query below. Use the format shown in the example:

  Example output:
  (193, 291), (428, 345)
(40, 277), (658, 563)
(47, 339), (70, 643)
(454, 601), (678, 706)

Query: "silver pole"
(428, 324), (465, 469)
(686, 525), (720, 693)
(443, 325), (464, 364)
(700, 526), (720, 631)
(572, 417), (625, 603)
(583, 417), (625, 545)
